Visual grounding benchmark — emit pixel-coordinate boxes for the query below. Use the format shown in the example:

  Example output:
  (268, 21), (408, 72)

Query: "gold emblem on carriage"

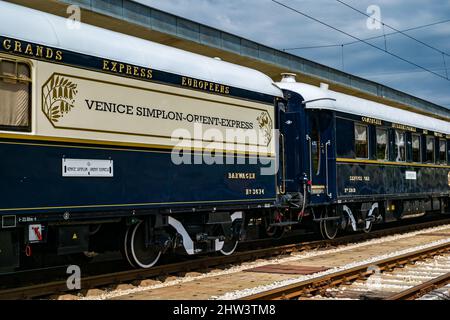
(448, 171), (450, 187)
(42, 74), (78, 123)
(257, 111), (273, 146)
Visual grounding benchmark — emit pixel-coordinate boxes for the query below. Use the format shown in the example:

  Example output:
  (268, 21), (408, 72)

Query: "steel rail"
(384, 272), (450, 300)
(241, 242), (450, 300)
(1, 217), (449, 300)
(0, 245), (296, 300)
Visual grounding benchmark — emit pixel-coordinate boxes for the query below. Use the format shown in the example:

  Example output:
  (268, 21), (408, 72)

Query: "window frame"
(438, 138), (447, 164)
(354, 123), (369, 160)
(375, 127), (389, 161)
(0, 56), (32, 133)
(425, 136), (436, 164)
(411, 133), (422, 163)
(394, 129), (406, 162)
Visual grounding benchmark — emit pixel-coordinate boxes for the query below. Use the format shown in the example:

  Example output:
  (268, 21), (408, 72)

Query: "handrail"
(279, 133), (286, 195)
(306, 134), (312, 181)
(325, 140), (332, 198)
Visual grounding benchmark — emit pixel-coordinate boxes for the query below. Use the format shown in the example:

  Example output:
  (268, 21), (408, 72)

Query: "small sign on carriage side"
(62, 158), (114, 177)
(405, 171), (417, 180)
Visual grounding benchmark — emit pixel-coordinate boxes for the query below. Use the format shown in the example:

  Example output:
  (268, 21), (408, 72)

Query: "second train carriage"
(276, 74), (450, 239)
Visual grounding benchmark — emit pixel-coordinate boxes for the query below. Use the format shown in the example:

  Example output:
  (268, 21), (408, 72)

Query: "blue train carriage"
(0, 2), (284, 271)
(277, 74), (450, 240)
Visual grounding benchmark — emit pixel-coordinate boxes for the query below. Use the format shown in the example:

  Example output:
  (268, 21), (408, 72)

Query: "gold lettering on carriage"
(102, 59), (153, 80)
(392, 123), (416, 132)
(349, 175), (370, 182)
(2, 38), (63, 61)
(182, 76), (230, 95)
(228, 172), (256, 180)
(361, 117), (382, 126)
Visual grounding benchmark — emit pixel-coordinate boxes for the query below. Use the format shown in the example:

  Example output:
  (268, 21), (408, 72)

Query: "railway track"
(1, 217), (450, 300)
(241, 241), (450, 300)
(385, 271), (450, 300)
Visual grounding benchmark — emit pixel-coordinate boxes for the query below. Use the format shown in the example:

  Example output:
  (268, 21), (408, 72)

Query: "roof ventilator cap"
(280, 73), (297, 83)
(320, 82), (329, 91)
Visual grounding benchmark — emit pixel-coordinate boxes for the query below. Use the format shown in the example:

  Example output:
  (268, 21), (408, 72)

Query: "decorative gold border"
(41, 72), (274, 149)
(0, 134), (276, 158)
(337, 158), (450, 169)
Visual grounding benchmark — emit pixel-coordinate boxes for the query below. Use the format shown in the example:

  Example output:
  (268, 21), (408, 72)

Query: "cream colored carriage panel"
(33, 61), (275, 155)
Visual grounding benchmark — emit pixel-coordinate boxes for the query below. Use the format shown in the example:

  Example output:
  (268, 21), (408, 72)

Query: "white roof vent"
(213, 57), (222, 61)
(320, 82), (329, 91)
(280, 73), (297, 83)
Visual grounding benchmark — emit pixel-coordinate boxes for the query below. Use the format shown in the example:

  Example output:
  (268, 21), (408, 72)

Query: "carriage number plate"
(62, 159), (114, 177)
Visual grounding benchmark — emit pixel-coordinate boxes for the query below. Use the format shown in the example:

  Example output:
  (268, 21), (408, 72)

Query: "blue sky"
(135, 0), (450, 108)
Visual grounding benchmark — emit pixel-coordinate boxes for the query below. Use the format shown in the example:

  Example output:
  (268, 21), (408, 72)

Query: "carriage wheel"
(122, 226), (136, 268)
(320, 210), (339, 240)
(125, 221), (162, 269)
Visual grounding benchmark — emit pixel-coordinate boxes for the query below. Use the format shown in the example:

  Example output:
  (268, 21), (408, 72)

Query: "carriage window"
(394, 130), (406, 162)
(355, 124), (368, 159)
(439, 139), (447, 163)
(376, 128), (388, 160)
(426, 136), (435, 163)
(412, 134), (421, 163)
(0, 59), (31, 130)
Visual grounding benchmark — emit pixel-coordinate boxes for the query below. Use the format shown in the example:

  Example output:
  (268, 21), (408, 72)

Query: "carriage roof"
(0, 1), (282, 99)
(278, 81), (450, 135)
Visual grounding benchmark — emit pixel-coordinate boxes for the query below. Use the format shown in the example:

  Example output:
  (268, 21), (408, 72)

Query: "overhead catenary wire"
(335, 0), (450, 58)
(358, 66), (450, 78)
(272, 0), (450, 82)
(336, 0), (450, 79)
(282, 19), (450, 51)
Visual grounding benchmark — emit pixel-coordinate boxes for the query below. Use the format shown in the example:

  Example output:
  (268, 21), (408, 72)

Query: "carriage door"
(307, 110), (334, 204)
(277, 101), (301, 195)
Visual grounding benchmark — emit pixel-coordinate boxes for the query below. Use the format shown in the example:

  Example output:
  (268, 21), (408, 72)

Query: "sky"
(134, 0), (450, 108)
